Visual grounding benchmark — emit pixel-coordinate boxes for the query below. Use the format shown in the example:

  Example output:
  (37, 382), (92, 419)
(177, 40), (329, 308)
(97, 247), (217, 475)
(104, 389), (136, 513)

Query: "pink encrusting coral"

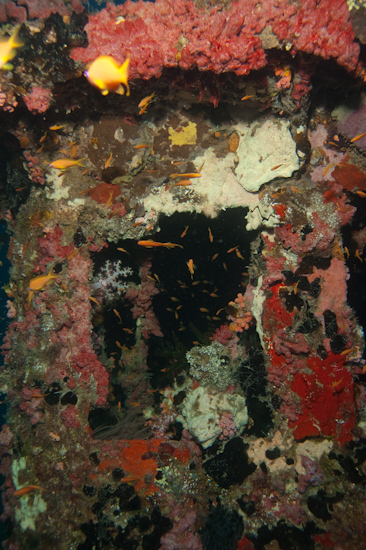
(218, 411), (237, 441)
(125, 260), (163, 340)
(23, 86), (53, 114)
(228, 292), (253, 332)
(0, 0), (84, 23)
(71, 0), (360, 83)
(49, 252), (110, 407)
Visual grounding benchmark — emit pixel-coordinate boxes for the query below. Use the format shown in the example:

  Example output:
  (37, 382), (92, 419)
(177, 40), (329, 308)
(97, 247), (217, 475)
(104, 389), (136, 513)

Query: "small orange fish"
(121, 476), (140, 484)
(105, 190), (113, 209)
(138, 92), (155, 109)
(14, 485), (43, 498)
(89, 296), (100, 305)
(117, 247), (130, 255)
(113, 309), (122, 323)
(208, 227), (213, 243)
(241, 94), (254, 101)
(271, 164), (284, 171)
(199, 307), (209, 313)
(49, 158), (85, 171)
(137, 240), (183, 249)
(180, 225), (189, 238)
(134, 144), (150, 149)
(356, 190), (366, 198)
(39, 131), (47, 143)
(211, 253), (219, 261)
(104, 151), (113, 169)
(138, 92), (155, 115)
(28, 268), (58, 305)
(355, 249), (363, 262)
(350, 131), (366, 143)
(227, 246), (238, 253)
(123, 328), (134, 334)
(129, 402), (141, 407)
(323, 163), (334, 177)
(49, 124), (65, 131)
(170, 173), (202, 179)
(187, 258), (194, 279)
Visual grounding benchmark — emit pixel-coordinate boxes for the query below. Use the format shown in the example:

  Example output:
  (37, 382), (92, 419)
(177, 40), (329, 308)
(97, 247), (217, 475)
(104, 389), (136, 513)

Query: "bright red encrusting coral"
(71, 0), (360, 84)
(261, 225), (358, 445)
(289, 352), (355, 445)
(88, 182), (122, 205)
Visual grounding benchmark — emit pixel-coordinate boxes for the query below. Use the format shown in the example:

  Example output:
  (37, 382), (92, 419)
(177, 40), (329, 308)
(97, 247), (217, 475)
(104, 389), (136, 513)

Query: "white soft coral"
(92, 260), (133, 303)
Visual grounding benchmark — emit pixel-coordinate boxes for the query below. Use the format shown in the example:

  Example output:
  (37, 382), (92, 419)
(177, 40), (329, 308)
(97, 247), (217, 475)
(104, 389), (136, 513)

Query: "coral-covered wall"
(1, 1), (366, 549)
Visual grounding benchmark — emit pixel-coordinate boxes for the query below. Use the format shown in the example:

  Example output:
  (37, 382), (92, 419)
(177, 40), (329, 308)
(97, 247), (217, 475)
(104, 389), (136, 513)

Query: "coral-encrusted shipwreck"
(1, 0), (366, 549)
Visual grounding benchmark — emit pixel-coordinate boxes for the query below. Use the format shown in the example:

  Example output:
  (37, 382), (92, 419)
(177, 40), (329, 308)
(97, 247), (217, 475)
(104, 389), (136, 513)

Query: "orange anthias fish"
(28, 268), (58, 305)
(85, 55), (130, 96)
(49, 158), (85, 171)
(138, 92), (155, 115)
(14, 485), (43, 498)
(0, 28), (23, 71)
(187, 258), (194, 279)
(137, 240), (183, 249)
(350, 131), (366, 143)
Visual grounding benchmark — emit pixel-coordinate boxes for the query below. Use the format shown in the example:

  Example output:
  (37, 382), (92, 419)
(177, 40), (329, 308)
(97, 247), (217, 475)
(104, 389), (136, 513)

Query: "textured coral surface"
(0, 1), (366, 550)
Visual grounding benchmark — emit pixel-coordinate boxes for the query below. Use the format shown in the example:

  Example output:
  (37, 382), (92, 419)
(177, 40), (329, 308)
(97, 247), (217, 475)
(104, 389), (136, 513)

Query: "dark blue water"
(87, 0), (155, 11)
